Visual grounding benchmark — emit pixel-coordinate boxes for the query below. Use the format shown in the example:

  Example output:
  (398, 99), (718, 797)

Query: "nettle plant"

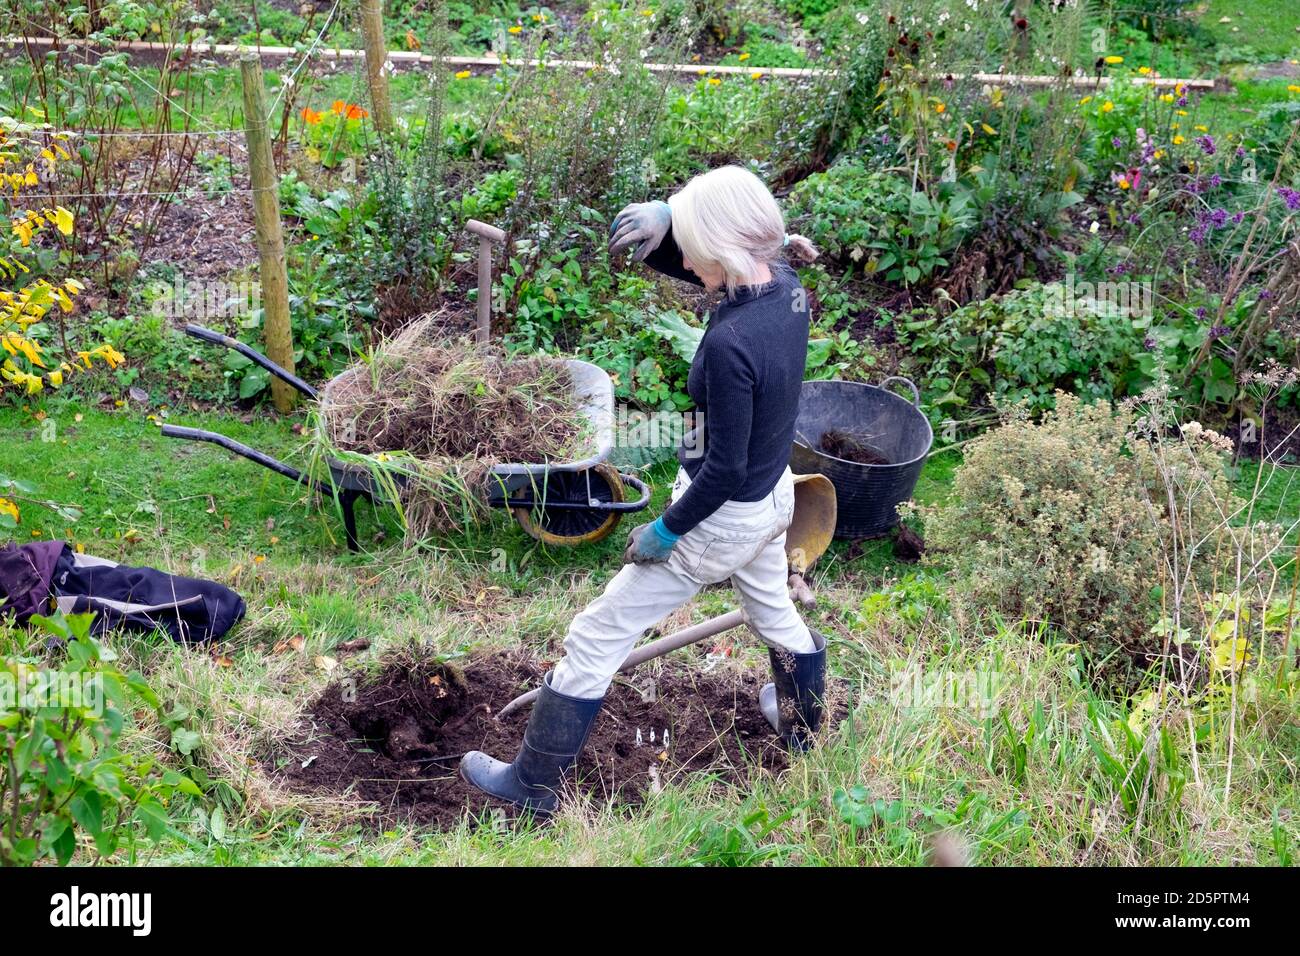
(0, 611), (201, 866)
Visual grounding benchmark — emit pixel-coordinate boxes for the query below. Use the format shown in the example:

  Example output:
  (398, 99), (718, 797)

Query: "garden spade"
(498, 473), (836, 717)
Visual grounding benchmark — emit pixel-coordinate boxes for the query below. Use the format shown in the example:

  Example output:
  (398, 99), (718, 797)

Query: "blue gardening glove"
(623, 516), (680, 565)
(609, 200), (671, 262)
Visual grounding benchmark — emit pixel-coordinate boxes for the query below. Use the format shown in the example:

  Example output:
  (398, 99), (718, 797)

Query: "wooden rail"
(1, 36), (1220, 90)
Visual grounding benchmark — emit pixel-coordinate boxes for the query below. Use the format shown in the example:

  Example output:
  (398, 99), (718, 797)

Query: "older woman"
(460, 166), (825, 813)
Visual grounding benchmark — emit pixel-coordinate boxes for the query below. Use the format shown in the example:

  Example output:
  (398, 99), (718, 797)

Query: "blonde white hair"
(667, 165), (818, 297)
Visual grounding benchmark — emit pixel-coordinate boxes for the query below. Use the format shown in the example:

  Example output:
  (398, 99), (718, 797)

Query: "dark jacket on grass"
(0, 540), (244, 644)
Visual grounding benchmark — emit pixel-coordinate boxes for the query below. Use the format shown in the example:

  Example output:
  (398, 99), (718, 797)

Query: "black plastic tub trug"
(789, 377), (932, 540)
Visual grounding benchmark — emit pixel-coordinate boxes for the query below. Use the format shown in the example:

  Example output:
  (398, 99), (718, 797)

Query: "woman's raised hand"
(608, 200), (671, 262)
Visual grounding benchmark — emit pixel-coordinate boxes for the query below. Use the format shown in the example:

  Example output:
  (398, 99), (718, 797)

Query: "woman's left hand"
(623, 517), (679, 565)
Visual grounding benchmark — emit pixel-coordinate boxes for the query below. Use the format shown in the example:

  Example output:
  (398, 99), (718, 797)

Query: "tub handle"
(879, 376), (921, 407)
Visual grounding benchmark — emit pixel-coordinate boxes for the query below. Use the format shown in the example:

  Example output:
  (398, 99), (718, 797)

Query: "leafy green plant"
(896, 282), (1146, 422)
(0, 611), (201, 865)
(788, 161), (974, 286)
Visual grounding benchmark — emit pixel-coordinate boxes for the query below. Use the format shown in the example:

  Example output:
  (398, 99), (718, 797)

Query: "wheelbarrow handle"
(879, 375), (921, 407)
(615, 472), (651, 512)
(160, 424), (330, 495)
(183, 324), (319, 401)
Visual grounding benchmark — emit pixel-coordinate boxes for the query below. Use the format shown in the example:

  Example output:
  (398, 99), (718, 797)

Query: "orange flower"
(331, 100), (346, 115)
(346, 104), (369, 120)
(300, 107), (322, 125)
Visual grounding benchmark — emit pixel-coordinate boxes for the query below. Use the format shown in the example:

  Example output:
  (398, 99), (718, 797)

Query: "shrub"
(915, 391), (1268, 690)
(1, 611), (201, 866)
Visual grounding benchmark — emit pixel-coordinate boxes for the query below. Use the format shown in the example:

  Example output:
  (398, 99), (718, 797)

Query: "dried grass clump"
(316, 317), (588, 537)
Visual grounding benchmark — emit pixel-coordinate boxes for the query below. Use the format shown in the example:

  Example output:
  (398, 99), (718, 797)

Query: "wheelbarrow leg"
(340, 489), (362, 552)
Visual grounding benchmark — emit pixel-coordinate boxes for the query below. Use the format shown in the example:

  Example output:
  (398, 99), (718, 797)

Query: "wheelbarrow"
(160, 324), (651, 551)
(498, 470), (837, 717)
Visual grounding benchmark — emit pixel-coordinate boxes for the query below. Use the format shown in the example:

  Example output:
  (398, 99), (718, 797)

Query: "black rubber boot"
(459, 672), (603, 814)
(759, 630), (826, 752)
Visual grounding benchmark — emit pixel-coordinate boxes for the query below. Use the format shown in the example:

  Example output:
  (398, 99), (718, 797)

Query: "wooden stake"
(239, 52), (296, 414)
(465, 219), (505, 345)
(359, 0), (393, 134)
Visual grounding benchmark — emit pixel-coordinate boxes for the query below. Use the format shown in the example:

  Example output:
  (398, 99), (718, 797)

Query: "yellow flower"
(1153, 149), (1166, 159)
(1289, 84), (1300, 94)
(1176, 109), (1188, 116)
(1105, 55), (1123, 64)
(1101, 101), (1114, 113)
(1194, 124), (1208, 132)
(738, 52), (750, 61)
(1078, 95), (1093, 105)
(508, 24), (522, 34)
(1159, 93), (1174, 103)
(934, 101), (946, 113)
(751, 71), (764, 80)
(1138, 66), (1152, 75)
(455, 69), (471, 79)
(1118, 177), (1130, 189)
(697, 67), (707, 75)
(1173, 134), (1185, 145)
(707, 77), (721, 86)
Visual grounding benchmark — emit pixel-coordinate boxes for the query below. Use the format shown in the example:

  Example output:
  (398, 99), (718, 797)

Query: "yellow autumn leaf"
(52, 205), (73, 235)
(0, 497), (18, 523)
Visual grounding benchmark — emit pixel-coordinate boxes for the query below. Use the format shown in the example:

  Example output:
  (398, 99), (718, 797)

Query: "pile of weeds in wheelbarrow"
(313, 316), (590, 538)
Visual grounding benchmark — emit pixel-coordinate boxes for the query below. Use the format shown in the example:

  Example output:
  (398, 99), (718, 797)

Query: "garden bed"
(276, 652), (804, 829)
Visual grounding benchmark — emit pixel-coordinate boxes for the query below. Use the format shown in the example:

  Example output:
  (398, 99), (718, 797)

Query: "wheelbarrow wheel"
(513, 463), (624, 546)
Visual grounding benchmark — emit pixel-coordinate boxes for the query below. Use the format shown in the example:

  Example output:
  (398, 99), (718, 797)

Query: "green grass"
(1199, 0), (1300, 60)
(4, 403), (1296, 866)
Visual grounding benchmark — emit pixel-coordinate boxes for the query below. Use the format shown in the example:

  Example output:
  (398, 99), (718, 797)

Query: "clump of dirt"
(892, 523), (926, 562)
(275, 651), (803, 829)
(820, 428), (891, 465)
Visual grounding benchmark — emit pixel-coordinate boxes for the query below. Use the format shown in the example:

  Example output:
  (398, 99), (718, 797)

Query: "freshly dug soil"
(820, 428), (891, 465)
(276, 652), (808, 829)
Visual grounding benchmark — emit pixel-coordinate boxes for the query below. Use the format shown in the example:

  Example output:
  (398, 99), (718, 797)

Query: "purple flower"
(1108, 261), (1130, 276)
(1260, 289), (1273, 300)
(1209, 208), (1229, 228)
(1197, 134), (1216, 156)
(1236, 146), (1247, 159)
(1143, 336), (1157, 350)
(1176, 95), (1188, 107)
(1112, 136), (1124, 149)
(1195, 306), (1208, 320)
(1231, 210), (1244, 224)
(1278, 186), (1300, 211)
(1208, 325), (1230, 341)
(1209, 173), (1222, 188)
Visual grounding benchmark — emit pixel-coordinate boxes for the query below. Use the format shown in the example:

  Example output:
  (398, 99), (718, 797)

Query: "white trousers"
(549, 466), (816, 699)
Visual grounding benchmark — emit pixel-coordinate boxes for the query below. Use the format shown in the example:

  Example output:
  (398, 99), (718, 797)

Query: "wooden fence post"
(239, 52), (296, 414)
(359, 0), (393, 134)
(465, 219), (506, 345)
